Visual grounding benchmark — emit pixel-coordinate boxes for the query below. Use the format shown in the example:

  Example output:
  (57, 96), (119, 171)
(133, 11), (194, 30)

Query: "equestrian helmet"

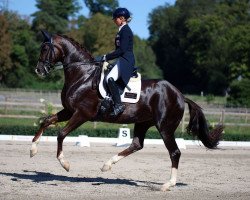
(112, 8), (130, 20)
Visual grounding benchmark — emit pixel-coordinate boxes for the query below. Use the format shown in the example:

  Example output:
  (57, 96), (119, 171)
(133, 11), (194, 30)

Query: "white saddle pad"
(98, 62), (141, 103)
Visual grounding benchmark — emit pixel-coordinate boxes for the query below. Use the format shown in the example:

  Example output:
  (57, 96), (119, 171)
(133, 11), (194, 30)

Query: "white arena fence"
(1, 89), (250, 132)
(0, 134), (250, 148)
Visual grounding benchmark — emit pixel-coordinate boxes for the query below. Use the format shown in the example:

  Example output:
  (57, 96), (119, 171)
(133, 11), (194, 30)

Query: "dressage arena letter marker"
(116, 126), (131, 147)
(75, 135), (90, 147)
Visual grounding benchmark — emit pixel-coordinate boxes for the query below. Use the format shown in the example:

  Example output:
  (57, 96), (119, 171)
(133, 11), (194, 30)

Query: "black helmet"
(112, 8), (130, 20)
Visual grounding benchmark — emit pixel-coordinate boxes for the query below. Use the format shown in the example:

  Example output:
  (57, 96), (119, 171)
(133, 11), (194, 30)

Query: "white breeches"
(106, 61), (120, 83)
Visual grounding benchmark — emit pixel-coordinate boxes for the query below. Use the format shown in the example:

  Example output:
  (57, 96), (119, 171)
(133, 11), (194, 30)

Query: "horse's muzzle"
(35, 68), (44, 77)
(35, 62), (50, 77)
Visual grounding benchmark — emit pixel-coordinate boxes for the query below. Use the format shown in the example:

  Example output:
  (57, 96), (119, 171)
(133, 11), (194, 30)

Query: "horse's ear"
(41, 30), (51, 42)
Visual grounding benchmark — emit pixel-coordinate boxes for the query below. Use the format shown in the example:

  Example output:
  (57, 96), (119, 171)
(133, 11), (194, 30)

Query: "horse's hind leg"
(156, 122), (182, 191)
(101, 121), (153, 172)
(30, 109), (72, 157)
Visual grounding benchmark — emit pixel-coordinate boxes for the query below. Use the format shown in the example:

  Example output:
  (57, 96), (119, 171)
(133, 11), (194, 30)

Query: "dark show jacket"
(106, 24), (135, 86)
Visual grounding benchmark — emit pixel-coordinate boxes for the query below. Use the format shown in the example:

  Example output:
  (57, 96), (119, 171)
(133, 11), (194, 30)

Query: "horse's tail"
(184, 97), (223, 149)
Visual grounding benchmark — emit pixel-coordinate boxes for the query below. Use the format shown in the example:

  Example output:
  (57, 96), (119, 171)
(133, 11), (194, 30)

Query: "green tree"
(149, 0), (250, 95)
(0, 13), (12, 84)
(77, 0), (119, 53)
(149, 4), (191, 91)
(68, 15), (88, 44)
(134, 36), (162, 79)
(32, 0), (81, 33)
(2, 11), (39, 88)
(227, 25), (250, 81)
(185, 15), (229, 94)
(227, 78), (250, 107)
(82, 13), (116, 55)
(84, 0), (118, 16)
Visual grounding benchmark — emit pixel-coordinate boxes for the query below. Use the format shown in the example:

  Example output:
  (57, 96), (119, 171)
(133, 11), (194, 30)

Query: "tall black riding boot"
(107, 77), (125, 117)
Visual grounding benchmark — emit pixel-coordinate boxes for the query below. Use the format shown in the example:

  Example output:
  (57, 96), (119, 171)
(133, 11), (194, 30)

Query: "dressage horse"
(31, 31), (223, 191)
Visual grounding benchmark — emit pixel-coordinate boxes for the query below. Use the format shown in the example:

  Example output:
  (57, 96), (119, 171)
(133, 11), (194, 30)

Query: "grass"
(0, 117), (250, 141)
(0, 117), (121, 129)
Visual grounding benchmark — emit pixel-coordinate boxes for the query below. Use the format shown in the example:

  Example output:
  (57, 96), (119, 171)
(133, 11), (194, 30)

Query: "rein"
(63, 61), (96, 70)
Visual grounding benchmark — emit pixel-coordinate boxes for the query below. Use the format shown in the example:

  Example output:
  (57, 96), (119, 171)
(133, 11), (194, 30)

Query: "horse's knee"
(57, 130), (66, 142)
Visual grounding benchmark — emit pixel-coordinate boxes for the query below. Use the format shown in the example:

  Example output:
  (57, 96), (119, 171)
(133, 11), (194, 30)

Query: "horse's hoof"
(160, 183), (172, 192)
(62, 161), (70, 172)
(58, 153), (70, 172)
(101, 164), (111, 172)
(63, 161), (70, 172)
(30, 147), (38, 158)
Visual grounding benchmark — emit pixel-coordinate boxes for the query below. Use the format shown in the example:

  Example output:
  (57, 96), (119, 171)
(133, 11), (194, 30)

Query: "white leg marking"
(161, 168), (178, 191)
(58, 152), (70, 172)
(30, 137), (41, 157)
(101, 155), (124, 172)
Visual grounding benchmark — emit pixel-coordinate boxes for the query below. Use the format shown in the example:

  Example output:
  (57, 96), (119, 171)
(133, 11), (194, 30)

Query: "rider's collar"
(118, 23), (127, 32)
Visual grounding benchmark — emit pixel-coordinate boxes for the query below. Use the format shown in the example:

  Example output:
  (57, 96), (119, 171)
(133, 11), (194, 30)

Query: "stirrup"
(110, 104), (125, 117)
(100, 98), (112, 114)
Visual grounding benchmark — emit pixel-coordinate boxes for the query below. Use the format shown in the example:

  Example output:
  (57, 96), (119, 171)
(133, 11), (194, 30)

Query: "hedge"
(0, 125), (250, 141)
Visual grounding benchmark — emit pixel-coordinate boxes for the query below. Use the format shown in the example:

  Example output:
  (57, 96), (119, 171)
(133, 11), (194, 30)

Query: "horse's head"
(36, 30), (95, 78)
(35, 30), (64, 77)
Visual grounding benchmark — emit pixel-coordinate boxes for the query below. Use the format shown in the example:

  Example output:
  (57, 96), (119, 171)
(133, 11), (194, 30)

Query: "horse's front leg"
(30, 109), (72, 157)
(30, 114), (57, 157)
(57, 111), (87, 172)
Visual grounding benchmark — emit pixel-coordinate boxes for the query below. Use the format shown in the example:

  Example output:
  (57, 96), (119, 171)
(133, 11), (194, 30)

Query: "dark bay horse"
(31, 31), (223, 191)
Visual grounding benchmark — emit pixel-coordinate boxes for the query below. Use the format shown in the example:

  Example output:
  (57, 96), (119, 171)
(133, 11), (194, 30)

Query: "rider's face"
(113, 17), (125, 27)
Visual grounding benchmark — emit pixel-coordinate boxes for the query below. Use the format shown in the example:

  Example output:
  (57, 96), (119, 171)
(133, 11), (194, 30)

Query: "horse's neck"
(63, 48), (87, 64)
(61, 38), (92, 64)
(59, 38), (96, 88)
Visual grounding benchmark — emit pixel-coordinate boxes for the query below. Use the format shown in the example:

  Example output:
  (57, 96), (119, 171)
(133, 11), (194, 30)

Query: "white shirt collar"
(118, 23), (126, 32)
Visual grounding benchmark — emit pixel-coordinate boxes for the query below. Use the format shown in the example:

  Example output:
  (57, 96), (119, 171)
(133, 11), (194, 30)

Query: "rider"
(96, 8), (135, 117)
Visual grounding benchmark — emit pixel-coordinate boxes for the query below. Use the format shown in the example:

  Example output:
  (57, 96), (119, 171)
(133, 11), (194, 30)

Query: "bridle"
(38, 38), (64, 75)
(38, 38), (97, 75)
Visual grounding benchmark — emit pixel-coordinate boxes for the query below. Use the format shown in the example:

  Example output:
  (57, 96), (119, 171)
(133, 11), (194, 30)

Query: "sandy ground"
(0, 141), (250, 200)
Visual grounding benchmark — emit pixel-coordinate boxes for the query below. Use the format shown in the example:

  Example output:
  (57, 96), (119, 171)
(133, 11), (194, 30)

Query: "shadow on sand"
(0, 170), (187, 189)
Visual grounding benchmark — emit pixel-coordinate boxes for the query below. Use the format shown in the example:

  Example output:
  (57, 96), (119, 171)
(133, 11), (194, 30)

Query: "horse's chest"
(61, 92), (78, 111)
(62, 89), (91, 111)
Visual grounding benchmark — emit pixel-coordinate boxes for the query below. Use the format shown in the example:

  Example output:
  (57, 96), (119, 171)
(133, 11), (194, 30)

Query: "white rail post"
(181, 108), (186, 133)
